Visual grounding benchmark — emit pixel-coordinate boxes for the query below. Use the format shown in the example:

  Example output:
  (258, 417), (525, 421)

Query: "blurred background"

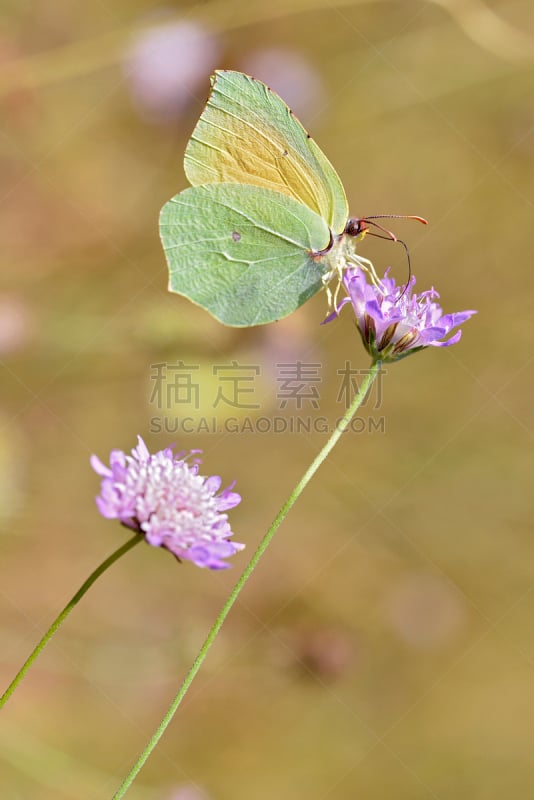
(1, 1), (533, 798)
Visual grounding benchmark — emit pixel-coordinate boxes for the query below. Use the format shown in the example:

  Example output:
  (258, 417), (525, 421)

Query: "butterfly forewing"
(184, 70), (349, 235)
(160, 183), (332, 327)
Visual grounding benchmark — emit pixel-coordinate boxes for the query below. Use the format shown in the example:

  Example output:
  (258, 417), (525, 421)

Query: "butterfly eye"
(345, 218), (366, 237)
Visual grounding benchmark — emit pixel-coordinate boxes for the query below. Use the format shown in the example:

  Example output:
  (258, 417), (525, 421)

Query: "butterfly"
(160, 70), (401, 327)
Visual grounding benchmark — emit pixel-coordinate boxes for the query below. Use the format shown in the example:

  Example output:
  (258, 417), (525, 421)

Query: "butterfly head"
(344, 218), (368, 239)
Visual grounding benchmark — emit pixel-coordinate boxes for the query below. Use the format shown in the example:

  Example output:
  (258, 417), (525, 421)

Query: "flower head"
(328, 267), (476, 362)
(91, 437), (243, 570)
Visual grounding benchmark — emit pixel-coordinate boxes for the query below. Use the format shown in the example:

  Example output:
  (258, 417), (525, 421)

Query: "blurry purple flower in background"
(238, 48), (324, 118)
(327, 267), (476, 363)
(124, 20), (221, 122)
(0, 295), (33, 355)
(386, 572), (466, 650)
(91, 436), (243, 569)
(165, 785), (211, 800)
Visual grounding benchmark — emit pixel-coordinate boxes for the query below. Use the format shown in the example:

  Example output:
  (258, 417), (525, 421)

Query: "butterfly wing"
(160, 183), (331, 327)
(184, 70), (349, 235)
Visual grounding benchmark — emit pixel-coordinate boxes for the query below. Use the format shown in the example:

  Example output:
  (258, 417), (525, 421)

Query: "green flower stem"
(0, 533), (142, 711)
(112, 359), (382, 799)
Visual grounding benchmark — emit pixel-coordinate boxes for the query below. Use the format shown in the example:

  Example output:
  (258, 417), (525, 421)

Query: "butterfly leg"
(321, 258), (346, 313)
(347, 254), (385, 293)
(320, 238), (383, 317)
(322, 270), (335, 310)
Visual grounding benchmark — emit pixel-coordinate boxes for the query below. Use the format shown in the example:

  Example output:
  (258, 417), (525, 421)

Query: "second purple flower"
(91, 437), (244, 570)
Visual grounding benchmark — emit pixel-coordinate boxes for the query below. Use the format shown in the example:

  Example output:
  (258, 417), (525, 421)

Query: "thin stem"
(112, 360), (382, 799)
(0, 533), (142, 710)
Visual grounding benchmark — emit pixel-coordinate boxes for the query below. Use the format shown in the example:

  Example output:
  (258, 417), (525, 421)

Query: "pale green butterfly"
(160, 70), (382, 327)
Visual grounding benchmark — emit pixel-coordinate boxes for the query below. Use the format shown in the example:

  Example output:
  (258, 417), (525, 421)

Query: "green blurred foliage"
(1, 1), (533, 798)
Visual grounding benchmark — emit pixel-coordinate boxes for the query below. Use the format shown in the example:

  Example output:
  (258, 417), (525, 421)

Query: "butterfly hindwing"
(184, 70), (349, 235)
(160, 183), (332, 327)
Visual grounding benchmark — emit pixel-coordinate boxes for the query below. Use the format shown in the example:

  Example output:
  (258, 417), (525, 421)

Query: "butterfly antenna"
(397, 237), (412, 298)
(360, 215), (427, 244)
(364, 214), (428, 226)
(365, 231), (412, 299)
(364, 219), (398, 242)
(363, 214), (425, 299)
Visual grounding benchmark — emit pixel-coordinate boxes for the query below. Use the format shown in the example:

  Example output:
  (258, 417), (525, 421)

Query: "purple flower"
(124, 21), (220, 123)
(327, 268), (476, 362)
(91, 437), (243, 570)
